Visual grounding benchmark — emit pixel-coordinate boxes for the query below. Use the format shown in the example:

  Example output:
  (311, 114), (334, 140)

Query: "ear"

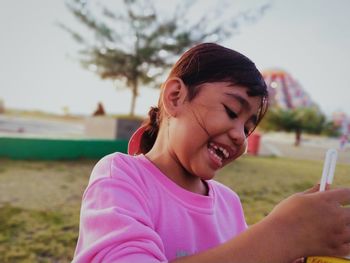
(161, 77), (188, 117)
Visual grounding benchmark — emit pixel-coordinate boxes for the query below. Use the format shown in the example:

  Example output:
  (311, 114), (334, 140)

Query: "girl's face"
(169, 82), (262, 181)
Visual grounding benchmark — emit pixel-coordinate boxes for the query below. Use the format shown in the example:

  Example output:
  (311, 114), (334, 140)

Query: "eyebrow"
(224, 92), (251, 111)
(224, 92), (258, 125)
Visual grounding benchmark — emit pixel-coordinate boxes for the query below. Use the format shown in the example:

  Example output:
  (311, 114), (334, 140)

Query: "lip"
(207, 140), (237, 166)
(213, 141), (236, 159)
(207, 147), (223, 170)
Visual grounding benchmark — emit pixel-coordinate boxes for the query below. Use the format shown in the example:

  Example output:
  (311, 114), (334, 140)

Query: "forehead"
(193, 82), (261, 111)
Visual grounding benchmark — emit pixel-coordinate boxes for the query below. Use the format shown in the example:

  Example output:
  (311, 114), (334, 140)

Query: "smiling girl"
(73, 43), (350, 263)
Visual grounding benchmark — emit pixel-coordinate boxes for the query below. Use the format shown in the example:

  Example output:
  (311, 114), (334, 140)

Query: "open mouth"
(207, 141), (231, 167)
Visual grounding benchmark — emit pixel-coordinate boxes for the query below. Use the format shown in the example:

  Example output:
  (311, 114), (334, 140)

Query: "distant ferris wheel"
(262, 69), (315, 110)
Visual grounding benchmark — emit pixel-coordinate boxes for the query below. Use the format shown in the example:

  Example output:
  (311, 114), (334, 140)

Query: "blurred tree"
(260, 107), (326, 146)
(321, 121), (341, 137)
(61, 0), (270, 116)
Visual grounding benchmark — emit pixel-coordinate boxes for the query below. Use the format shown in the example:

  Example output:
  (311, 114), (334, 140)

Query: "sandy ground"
(0, 115), (86, 138)
(260, 132), (350, 164)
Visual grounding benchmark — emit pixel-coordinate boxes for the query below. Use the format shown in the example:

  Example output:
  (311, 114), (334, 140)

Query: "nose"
(227, 124), (246, 146)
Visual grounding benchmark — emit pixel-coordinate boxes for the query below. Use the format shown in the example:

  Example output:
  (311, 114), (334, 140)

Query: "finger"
(291, 258), (305, 263)
(303, 183), (332, 194)
(338, 207), (350, 227)
(344, 207), (350, 223)
(322, 188), (350, 206)
(335, 243), (350, 258)
(342, 225), (350, 242)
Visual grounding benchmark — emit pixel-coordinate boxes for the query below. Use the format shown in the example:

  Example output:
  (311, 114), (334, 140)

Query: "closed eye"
(223, 104), (237, 119)
(223, 104), (254, 136)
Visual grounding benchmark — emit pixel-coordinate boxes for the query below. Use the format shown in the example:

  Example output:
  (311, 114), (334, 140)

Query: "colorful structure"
(262, 69), (315, 109)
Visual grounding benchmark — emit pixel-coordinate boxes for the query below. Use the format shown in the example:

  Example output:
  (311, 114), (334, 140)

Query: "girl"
(73, 43), (350, 263)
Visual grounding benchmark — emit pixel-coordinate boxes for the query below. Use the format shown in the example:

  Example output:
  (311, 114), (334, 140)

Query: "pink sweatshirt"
(73, 152), (247, 262)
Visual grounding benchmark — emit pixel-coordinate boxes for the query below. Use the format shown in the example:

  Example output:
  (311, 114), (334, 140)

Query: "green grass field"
(0, 156), (349, 262)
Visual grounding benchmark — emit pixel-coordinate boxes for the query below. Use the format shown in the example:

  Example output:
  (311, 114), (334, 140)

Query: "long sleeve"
(73, 165), (167, 262)
(72, 153), (247, 262)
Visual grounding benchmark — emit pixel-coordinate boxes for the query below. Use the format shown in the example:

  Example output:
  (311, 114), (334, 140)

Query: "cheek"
(191, 108), (227, 136)
(170, 119), (202, 149)
(201, 113), (231, 136)
(181, 107), (213, 138)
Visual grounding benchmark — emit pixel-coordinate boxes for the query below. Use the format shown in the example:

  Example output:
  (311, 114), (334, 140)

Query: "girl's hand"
(172, 185), (350, 263)
(268, 185), (350, 258)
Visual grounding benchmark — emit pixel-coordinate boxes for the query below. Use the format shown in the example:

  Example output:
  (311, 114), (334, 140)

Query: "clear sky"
(1, 0), (349, 117)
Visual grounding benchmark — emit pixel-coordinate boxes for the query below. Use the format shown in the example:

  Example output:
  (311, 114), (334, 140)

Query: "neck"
(145, 146), (208, 196)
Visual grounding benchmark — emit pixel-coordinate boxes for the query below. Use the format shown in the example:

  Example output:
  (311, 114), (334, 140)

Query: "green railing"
(0, 137), (128, 160)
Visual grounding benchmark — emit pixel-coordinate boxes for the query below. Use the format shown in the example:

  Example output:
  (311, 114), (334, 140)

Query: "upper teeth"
(210, 142), (229, 159)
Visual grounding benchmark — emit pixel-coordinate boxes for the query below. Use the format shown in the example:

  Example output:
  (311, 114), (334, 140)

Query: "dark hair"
(139, 43), (268, 154)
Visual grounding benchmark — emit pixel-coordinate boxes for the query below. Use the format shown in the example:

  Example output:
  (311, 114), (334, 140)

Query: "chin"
(198, 171), (217, 181)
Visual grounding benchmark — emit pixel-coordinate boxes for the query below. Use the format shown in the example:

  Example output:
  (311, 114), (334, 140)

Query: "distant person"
(339, 118), (349, 150)
(340, 134), (348, 150)
(73, 43), (350, 263)
(92, 102), (105, 116)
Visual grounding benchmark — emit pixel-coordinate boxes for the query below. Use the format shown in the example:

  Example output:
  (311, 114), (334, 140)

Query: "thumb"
(303, 184), (320, 194)
(303, 183), (331, 194)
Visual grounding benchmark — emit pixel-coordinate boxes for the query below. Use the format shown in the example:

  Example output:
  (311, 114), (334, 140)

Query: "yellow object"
(306, 257), (350, 263)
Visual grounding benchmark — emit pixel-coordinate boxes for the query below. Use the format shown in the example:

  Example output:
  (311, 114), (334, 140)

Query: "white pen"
(319, 148), (338, 192)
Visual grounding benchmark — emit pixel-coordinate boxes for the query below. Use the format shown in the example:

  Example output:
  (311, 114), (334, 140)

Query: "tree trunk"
(295, 128), (301, 146)
(129, 80), (138, 116)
